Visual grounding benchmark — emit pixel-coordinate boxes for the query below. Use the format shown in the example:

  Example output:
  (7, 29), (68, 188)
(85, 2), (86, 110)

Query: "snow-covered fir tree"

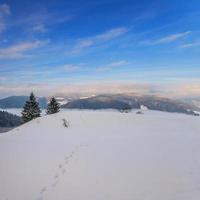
(46, 97), (60, 114)
(21, 92), (41, 122)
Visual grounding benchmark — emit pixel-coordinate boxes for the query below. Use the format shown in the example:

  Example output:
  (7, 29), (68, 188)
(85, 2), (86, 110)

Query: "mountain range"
(62, 94), (200, 115)
(0, 96), (47, 109)
(0, 110), (22, 133)
(0, 94), (199, 116)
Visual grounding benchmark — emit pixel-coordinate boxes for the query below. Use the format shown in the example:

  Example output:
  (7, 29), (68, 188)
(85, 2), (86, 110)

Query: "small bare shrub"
(136, 111), (144, 114)
(62, 118), (69, 128)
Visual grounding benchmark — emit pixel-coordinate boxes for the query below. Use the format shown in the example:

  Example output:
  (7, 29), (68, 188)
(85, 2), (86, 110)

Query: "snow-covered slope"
(0, 110), (200, 200)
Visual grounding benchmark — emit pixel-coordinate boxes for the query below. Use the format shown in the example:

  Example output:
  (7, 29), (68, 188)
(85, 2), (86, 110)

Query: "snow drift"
(0, 110), (200, 200)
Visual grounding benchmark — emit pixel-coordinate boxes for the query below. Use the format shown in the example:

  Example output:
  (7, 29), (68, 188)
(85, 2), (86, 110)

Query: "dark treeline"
(0, 111), (22, 127)
(0, 93), (60, 129)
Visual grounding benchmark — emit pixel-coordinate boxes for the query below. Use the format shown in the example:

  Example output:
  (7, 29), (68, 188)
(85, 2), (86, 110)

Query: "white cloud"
(0, 40), (48, 59)
(69, 27), (128, 55)
(0, 3), (10, 33)
(135, 11), (156, 21)
(0, 4), (10, 17)
(180, 41), (200, 48)
(62, 64), (81, 72)
(96, 60), (129, 72)
(95, 27), (127, 41)
(0, 76), (7, 82)
(144, 31), (192, 45)
(30, 24), (47, 33)
(109, 60), (129, 67)
(15, 11), (72, 35)
(74, 39), (94, 50)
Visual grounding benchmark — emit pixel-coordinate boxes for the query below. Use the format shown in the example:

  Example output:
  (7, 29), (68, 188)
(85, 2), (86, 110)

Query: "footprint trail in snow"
(36, 143), (87, 199)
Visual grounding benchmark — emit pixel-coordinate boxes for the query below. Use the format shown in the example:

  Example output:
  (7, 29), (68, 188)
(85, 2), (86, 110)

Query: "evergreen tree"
(46, 97), (60, 114)
(21, 92), (41, 122)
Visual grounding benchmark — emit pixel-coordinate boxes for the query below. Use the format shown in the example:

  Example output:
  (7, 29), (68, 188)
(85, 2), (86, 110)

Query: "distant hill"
(0, 110), (22, 127)
(62, 95), (131, 110)
(0, 96), (47, 109)
(62, 94), (199, 115)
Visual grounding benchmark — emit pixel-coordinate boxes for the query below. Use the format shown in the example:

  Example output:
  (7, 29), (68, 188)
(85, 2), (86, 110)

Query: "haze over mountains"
(62, 94), (200, 115)
(0, 93), (199, 116)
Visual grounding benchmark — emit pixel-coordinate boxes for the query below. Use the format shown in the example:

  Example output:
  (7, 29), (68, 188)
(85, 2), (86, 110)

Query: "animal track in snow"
(37, 186), (47, 200)
(40, 187), (47, 194)
(65, 159), (69, 164)
(54, 174), (59, 179)
(52, 180), (59, 188)
(65, 156), (69, 160)
(36, 143), (88, 198)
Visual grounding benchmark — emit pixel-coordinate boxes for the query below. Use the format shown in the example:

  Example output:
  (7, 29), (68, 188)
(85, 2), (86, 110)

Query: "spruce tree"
(21, 92), (41, 122)
(46, 97), (60, 114)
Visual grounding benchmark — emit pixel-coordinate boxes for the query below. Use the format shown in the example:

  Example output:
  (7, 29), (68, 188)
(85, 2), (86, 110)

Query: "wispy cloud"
(13, 10), (73, 34)
(143, 31), (192, 45)
(68, 27), (128, 55)
(135, 11), (156, 21)
(0, 4), (10, 15)
(0, 3), (10, 33)
(180, 41), (200, 48)
(0, 76), (7, 82)
(95, 28), (128, 41)
(109, 61), (129, 67)
(26, 13), (72, 33)
(0, 40), (48, 59)
(29, 24), (47, 33)
(62, 64), (81, 72)
(96, 60), (129, 72)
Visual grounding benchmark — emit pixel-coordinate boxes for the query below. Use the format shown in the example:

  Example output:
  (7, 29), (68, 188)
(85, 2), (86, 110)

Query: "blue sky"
(0, 0), (200, 97)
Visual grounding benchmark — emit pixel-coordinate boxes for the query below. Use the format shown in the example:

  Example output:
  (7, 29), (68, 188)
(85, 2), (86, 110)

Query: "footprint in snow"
(65, 156), (69, 161)
(62, 169), (66, 174)
(36, 196), (43, 200)
(69, 152), (74, 158)
(52, 180), (59, 188)
(47, 146), (83, 192)
(54, 174), (59, 179)
(40, 187), (47, 194)
(65, 159), (69, 165)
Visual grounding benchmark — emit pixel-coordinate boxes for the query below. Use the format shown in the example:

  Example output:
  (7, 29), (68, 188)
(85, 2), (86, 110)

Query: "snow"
(55, 97), (65, 100)
(55, 97), (68, 106)
(140, 104), (148, 110)
(79, 96), (89, 99)
(0, 108), (46, 116)
(0, 110), (200, 200)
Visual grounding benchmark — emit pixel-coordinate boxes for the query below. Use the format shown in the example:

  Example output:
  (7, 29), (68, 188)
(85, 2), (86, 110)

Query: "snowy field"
(0, 110), (200, 200)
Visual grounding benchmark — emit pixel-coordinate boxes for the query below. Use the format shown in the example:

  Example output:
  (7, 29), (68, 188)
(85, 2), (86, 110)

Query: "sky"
(0, 0), (200, 98)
